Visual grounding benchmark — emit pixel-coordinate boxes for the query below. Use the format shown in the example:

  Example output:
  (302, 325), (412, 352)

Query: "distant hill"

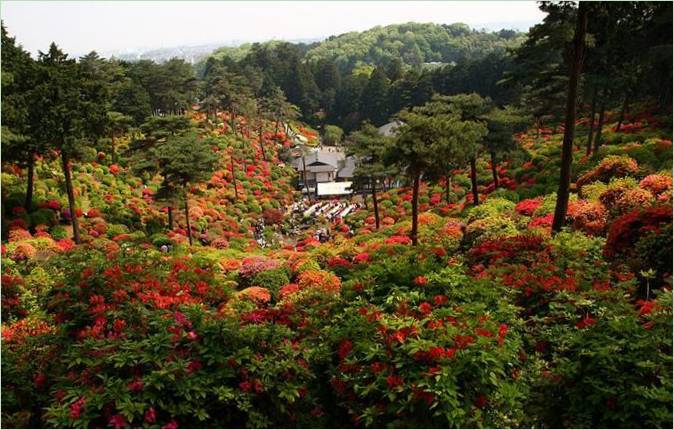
(303, 22), (524, 72)
(204, 37), (324, 63)
(201, 22), (524, 73)
(104, 23), (523, 70)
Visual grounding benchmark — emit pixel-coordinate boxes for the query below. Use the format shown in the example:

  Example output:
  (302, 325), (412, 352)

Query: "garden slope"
(2, 107), (673, 428)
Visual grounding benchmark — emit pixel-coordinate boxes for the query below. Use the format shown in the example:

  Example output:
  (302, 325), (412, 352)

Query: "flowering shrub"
(239, 256), (281, 280)
(1, 109), (672, 428)
(524, 287), (672, 428)
(327, 265), (527, 428)
(567, 200), (608, 236)
(614, 188), (655, 214)
(598, 177), (639, 214)
(577, 155), (639, 186)
(515, 197), (542, 216)
(639, 174), (672, 197)
(605, 206), (672, 258)
(465, 216), (519, 245)
(297, 269), (341, 294)
(528, 213), (553, 230)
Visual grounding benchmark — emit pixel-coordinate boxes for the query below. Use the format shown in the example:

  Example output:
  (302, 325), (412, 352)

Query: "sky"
(1, 1), (545, 56)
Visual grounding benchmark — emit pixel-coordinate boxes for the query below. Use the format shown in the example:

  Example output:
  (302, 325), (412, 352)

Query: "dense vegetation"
(1, 2), (673, 429)
(200, 22), (524, 131)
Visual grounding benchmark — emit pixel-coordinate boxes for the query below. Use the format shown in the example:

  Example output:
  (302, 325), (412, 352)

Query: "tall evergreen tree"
(156, 132), (219, 246)
(360, 67), (391, 125)
(552, 2), (589, 233)
(386, 102), (486, 245)
(1, 24), (38, 213)
(483, 106), (530, 188)
(30, 44), (99, 243)
(442, 93), (491, 205)
(347, 123), (394, 230)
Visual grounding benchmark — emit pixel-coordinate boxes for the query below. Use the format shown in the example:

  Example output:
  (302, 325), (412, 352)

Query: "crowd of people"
(301, 199), (362, 222)
(151, 197), (363, 252)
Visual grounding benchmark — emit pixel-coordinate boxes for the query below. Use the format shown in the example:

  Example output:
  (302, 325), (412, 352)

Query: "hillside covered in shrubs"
(1, 2), (673, 429)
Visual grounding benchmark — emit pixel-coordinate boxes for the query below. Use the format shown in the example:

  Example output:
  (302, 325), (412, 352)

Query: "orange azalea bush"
(577, 155), (639, 186)
(615, 188), (655, 214)
(567, 200), (608, 236)
(237, 286), (272, 304)
(639, 174), (673, 196)
(298, 269), (341, 294)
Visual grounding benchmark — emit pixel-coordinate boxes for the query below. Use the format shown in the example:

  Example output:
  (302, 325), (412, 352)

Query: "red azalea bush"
(515, 198), (542, 216)
(326, 265), (527, 428)
(261, 208), (284, 225)
(605, 205), (672, 258)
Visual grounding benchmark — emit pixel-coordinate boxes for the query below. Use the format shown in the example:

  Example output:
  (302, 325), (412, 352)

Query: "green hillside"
(304, 22), (524, 71)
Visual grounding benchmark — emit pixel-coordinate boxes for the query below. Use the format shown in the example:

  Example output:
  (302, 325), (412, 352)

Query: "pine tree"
(105, 111), (133, 163)
(483, 106), (530, 188)
(347, 123), (394, 230)
(386, 102), (486, 245)
(1, 24), (38, 213)
(552, 2), (589, 233)
(156, 132), (219, 246)
(31, 43), (105, 244)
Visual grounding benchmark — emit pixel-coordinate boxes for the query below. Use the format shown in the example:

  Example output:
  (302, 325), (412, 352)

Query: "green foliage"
(321, 124), (344, 145)
(305, 22), (524, 73)
(466, 198), (516, 223)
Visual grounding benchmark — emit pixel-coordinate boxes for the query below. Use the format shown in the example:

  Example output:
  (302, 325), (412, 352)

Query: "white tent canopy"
(316, 181), (353, 197)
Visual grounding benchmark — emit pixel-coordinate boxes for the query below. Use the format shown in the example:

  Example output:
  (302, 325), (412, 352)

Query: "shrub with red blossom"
(384, 235), (412, 245)
(605, 205), (672, 258)
(515, 197), (542, 216)
(528, 213), (554, 230)
(262, 208), (284, 225)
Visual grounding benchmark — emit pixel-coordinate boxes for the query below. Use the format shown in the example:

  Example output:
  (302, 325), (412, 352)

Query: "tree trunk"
(111, 133), (117, 164)
(593, 102), (606, 155)
(490, 150), (499, 189)
(301, 156), (308, 194)
(410, 172), (420, 246)
(470, 156), (479, 206)
(184, 195), (193, 246)
(371, 177), (380, 230)
(552, 2), (588, 234)
(614, 93), (629, 132)
(25, 155), (35, 212)
(230, 109), (238, 137)
(61, 151), (81, 244)
(230, 158), (239, 200)
(586, 85), (598, 155)
(259, 122), (268, 161)
(167, 206), (174, 230)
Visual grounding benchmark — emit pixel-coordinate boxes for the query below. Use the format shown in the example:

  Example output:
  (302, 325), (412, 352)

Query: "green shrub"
(251, 268), (290, 298)
(30, 209), (57, 227)
(466, 198), (515, 223)
(490, 189), (520, 203)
